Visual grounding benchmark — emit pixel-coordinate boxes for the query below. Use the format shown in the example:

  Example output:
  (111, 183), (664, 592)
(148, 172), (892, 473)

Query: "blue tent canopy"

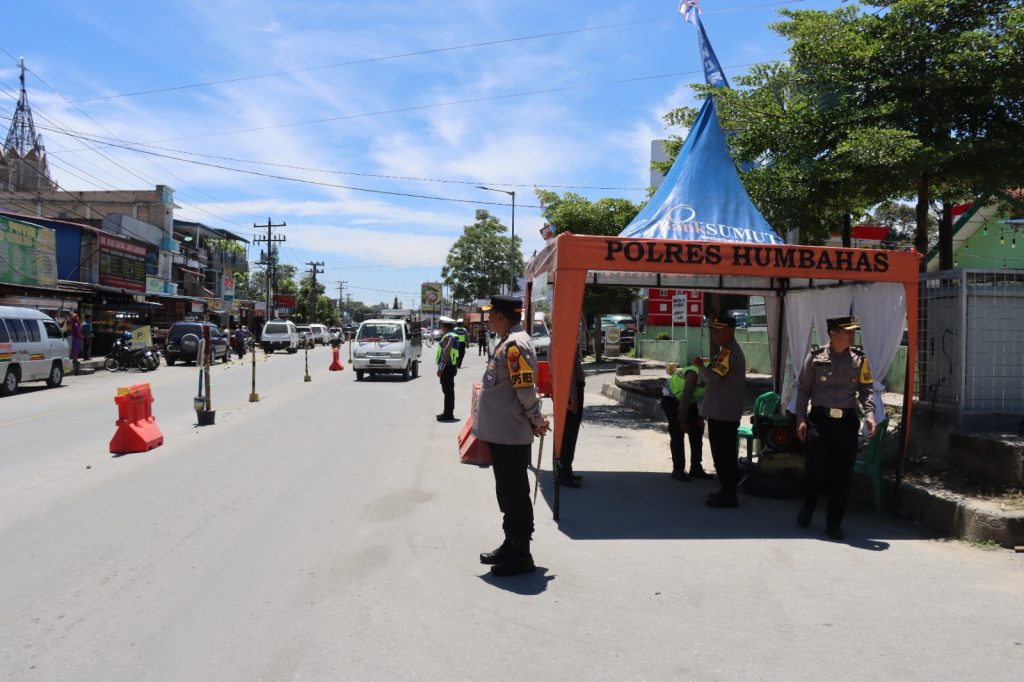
(620, 96), (783, 244)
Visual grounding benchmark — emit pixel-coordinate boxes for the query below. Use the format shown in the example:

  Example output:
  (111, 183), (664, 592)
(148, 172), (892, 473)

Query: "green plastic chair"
(737, 391), (781, 460)
(853, 417), (890, 515)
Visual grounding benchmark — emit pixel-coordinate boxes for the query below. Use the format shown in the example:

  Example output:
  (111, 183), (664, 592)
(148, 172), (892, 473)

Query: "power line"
(69, 1), (800, 103)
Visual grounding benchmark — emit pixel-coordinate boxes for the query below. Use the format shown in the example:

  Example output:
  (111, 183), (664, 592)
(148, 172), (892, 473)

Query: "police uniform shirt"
(437, 331), (457, 370)
(794, 345), (875, 426)
(697, 338), (746, 422)
(473, 323), (544, 445)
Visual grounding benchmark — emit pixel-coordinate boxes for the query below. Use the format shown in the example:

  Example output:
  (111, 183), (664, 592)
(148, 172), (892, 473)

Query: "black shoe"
(671, 471), (691, 482)
(825, 526), (845, 541)
(705, 491), (739, 508)
(556, 474), (581, 488)
(689, 466), (714, 480)
(797, 505), (813, 528)
(436, 414), (458, 422)
(490, 538), (536, 577)
(480, 538), (513, 565)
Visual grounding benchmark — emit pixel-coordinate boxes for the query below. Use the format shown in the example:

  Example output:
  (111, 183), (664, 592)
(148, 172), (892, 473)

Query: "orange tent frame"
(524, 232), (922, 519)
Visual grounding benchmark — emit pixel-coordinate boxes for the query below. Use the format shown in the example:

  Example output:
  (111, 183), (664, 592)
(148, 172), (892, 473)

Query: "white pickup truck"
(351, 319), (422, 381)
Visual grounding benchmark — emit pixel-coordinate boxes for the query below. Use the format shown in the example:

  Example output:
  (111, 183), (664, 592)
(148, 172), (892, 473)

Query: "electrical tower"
(305, 261), (324, 323)
(336, 281), (347, 322)
(253, 218), (286, 321)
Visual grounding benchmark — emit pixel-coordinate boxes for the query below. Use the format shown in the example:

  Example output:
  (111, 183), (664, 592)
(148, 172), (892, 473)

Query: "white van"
(261, 319), (299, 354)
(0, 306), (71, 396)
(309, 324), (329, 345)
(352, 319), (422, 381)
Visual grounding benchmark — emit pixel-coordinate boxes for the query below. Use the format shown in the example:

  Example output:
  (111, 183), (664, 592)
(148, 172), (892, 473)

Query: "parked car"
(600, 314), (637, 350)
(328, 327), (343, 344)
(309, 323), (330, 345)
(726, 309), (749, 329)
(262, 320), (299, 353)
(531, 312), (551, 360)
(163, 321), (230, 365)
(0, 306), (70, 396)
(295, 325), (314, 348)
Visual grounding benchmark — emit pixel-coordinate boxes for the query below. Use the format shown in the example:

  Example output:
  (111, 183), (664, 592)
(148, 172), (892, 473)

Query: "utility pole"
(305, 261), (324, 323)
(252, 218), (286, 321)
(336, 281), (347, 323)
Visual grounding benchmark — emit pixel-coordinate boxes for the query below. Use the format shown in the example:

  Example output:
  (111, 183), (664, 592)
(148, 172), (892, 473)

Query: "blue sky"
(1, 0), (843, 308)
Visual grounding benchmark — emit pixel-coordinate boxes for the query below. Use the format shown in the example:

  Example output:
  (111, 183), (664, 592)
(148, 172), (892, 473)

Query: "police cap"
(826, 315), (860, 332)
(709, 314), (737, 329)
(438, 315), (455, 326)
(481, 295), (523, 316)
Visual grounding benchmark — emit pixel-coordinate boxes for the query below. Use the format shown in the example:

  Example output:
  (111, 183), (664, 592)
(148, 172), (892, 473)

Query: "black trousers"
(439, 365), (457, 417)
(488, 442), (534, 539)
(803, 412), (860, 529)
(457, 346), (466, 368)
(477, 339), (487, 355)
(707, 418), (740, 493)
(660, 396), (704, 473)
(559, 382), (585, 473)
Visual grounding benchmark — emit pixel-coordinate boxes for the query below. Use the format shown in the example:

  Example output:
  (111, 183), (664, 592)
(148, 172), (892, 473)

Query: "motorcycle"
(104, 337), (159, 372)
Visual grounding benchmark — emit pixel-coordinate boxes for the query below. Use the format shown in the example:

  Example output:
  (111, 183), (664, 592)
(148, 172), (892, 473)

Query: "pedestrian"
(660, 362), (710, 482)
(81, 314), (94, 360)
(453, 319), (468, 368)
(477, 325), (488, 356)
(435, 316), (459, 422)
(68, 313), (83, 375)
(555, 345), (586, 488)
(234, 325), (247, 359)
(694, 314), (746, 508)
(794, 315), (876, 540)
(475, 295), (549, 576)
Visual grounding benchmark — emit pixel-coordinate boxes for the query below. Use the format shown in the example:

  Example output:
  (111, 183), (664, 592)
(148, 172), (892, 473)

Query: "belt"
(811, 406), (856, 419)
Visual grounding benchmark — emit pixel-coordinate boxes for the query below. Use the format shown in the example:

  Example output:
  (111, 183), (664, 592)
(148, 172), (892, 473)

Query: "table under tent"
(524, 96), (922, 520)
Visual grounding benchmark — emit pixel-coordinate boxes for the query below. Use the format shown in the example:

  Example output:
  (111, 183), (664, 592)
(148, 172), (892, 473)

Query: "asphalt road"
(1, 346), (1022, 680)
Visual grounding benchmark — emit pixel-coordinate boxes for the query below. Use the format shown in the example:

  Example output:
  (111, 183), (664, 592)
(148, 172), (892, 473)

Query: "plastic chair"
(853, 417), (890, 515)
(737, 391), (781, 460)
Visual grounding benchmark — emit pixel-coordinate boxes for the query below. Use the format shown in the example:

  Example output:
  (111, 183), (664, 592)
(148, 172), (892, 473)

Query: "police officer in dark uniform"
(435, 316), (459, 422)
(474, 295), (549, 576)
(794, 315), (876, 540)
(453, 319), (468, 368)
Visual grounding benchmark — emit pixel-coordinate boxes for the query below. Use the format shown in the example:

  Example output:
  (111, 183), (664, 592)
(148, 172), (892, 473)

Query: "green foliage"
(442, 210), (523, 304)
(656, 332), (671, 341)
(206, 238), (246, 256)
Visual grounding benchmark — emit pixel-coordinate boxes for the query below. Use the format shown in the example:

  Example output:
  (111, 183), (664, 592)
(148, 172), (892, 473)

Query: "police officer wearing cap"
(453, 319), (468, 368)
(474, 295), (549, 577)
(660, 362), (709, 481)
(794, 315), (876, 540)
(435, 316), (459, 422)
(694, 314), (747, 507)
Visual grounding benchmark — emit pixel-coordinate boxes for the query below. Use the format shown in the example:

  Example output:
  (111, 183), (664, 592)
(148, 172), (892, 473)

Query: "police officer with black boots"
(555, 348), (586, 488)
(695, 314), (747, 508)
(474, 295), (549, 577)
(660, 362), (707, 481)
(794, 315), (876, 540)
(435, 316), (459, 422)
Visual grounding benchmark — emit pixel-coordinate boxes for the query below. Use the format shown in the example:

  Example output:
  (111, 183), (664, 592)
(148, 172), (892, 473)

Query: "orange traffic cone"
(329, 346), (345, 371)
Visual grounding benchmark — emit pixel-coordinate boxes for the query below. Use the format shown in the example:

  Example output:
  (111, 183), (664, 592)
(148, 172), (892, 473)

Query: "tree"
(295, 273), (337, 325)
(660, 0), (1024, 262)
(249, 245), (298, 301)
(441, 210), (523, 305)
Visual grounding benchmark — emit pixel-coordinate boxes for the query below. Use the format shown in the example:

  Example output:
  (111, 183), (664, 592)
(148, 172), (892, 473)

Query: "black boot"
(479, 535), (513, 565)
(490, 537), (536, 576)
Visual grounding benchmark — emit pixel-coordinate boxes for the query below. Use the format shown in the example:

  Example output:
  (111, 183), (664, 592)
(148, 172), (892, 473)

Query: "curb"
(602, 381), (1024, 547)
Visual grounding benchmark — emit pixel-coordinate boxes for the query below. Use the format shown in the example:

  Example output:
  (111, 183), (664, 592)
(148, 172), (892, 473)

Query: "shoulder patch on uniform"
(506, 344), (535, 389)
(859, 355), (873, 384)
(710, 348), (731, 377)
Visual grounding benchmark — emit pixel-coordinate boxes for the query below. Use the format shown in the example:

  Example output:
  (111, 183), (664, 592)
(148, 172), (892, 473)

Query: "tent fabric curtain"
(811, 287), (855, 347)
(783, 290), (818, 412)
(852, 282), (907, 423)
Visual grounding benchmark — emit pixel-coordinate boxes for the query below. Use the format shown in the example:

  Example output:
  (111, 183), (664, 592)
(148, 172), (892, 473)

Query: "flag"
(678, 0), (729, 89)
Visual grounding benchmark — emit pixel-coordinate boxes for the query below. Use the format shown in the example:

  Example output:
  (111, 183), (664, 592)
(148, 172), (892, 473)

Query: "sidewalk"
(589, 358), (1024, 547)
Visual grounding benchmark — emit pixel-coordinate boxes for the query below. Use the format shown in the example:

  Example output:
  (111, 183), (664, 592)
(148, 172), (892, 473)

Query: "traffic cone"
(329, 346), (345, 371)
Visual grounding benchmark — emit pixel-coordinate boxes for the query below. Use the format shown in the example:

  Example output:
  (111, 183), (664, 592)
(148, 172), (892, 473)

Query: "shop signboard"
(421, 282), (442, 313)
(222, 275), (235, 303)
(274, 294), (296, 308)
(146, 276), (163, 293)
(98, 234), (148, 292)
(0, 215), (58, 287)
(191, 301), (205, 314)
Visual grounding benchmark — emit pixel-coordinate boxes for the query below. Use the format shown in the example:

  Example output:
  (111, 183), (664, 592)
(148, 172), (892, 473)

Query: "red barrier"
(329, 346), (345, 371)
(458, 383), (491, 466)
(109, 383), (164, 454)
(536, 360), (552, 398)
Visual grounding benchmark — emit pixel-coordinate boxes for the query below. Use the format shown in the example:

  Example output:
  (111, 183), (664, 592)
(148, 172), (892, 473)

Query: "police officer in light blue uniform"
(435, 316), (459, 422)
